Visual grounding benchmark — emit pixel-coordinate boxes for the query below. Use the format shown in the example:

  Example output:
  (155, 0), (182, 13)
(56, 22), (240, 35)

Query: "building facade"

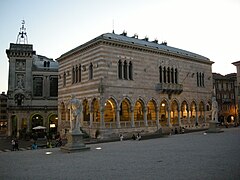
(212, 73), (237, 124)
(6, 22), (58, 137)
(232, 61), (240, 124)
(57, 32), (214, 138)
(0, 92), (8, 135)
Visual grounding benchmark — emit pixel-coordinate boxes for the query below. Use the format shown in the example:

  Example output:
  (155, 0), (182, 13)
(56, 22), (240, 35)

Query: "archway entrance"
(49, 114), (58, 137)
(159, 100), (168, 126)
(31, 114), (43, 128)
(120, 98), (131, 127)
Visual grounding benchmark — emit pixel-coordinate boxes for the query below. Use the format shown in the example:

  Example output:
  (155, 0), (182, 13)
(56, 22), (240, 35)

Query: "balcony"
(155, 83), (183, 94)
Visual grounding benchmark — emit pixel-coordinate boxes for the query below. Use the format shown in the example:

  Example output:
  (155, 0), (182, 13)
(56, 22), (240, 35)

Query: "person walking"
(15, 139), (19, 150)
(11, 139), (15, 151)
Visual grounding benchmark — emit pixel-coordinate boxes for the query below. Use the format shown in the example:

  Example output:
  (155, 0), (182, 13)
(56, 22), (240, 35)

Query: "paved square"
(0, 128), (240, 180)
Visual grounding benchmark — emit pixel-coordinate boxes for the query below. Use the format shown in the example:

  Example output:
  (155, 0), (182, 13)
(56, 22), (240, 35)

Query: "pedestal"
(61, 131), (90, 153)
(206, 121), (224, 133)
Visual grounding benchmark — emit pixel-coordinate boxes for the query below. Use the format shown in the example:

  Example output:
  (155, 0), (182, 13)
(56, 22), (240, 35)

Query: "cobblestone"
(0, 127), (239, 180)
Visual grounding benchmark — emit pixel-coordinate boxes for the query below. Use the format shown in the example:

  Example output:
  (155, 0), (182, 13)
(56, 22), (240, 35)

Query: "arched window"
(163, 67), (166, 83)
(89, 63), (93, 80)
(129, 61), (133, 80)
(44, 61), (46, 67)
(159, 66), (162, 83)
(79, 64), (81, 82)
(167, 67), (170, 83)
(199, 73), (202, 86)
(63, 72), (66, 87)
(75, 66), (78, 83)
(72, 67), (75, 84)
(197, 72), (199, 86)
(118, 60), (122, 79)
(202, 73), (204, 87)
(175, 68), (178, 84)
(171, 68), (174, 83)
(123, 60), (128, 80)
(47, 61), (50, 67)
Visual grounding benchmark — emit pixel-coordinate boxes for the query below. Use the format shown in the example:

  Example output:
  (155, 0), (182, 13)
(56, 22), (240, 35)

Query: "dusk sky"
(0, 0), (239, 92)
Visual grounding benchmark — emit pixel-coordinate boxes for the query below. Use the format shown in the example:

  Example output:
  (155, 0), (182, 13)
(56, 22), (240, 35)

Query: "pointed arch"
(159, 98), (169, 126)
(171, 99), (179, 125)
(147, 99), (157, 126)
(104, 97), (117, 128)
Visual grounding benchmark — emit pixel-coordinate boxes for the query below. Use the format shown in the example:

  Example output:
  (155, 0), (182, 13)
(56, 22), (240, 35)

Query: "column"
(144, 108), (148, 126)
(116, 108), (121, 128)
(178, 109), (181, 126)
(7, 113), (11, 136)
(187, 109), (190, 123)
(17, 114), (21, 138)
(167, 107), (171, 127)
(131, 108), (135, 128)
(204, 109), (206, 123)
(156, 107), (160, 128)
(195, 109), (199, 125)
(89, 111), (93, 128)
(100, 106), (105, 128)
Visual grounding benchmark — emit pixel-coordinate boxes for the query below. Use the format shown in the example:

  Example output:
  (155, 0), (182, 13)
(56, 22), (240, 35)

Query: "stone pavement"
(0, 127), (239, 180)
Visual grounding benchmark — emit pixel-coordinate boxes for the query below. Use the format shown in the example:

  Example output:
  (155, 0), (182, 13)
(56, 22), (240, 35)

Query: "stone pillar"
(187, 109), (190, 123)
(131, 108), (135, 128)
(89, 111), (93, 128)
(116, 109), (121, 128)
(100, 106), (105, 128)
(17, 114), (21, 138)
(143, 107), (148, 127)
(178, 109), (181, 126)
(195, 109), (199, 125)
(167, 107), (171, 127)
(27, 115), (30, 132)
(156, 107), (160, 128)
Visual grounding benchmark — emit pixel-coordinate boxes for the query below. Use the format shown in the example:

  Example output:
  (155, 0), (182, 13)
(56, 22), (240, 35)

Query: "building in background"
(212, 73), (237, 125)
(6, 21), (58, 138)
(0, 92), (8, 135)
(232, 61), (240, 124)
(57, 31), (214, 138)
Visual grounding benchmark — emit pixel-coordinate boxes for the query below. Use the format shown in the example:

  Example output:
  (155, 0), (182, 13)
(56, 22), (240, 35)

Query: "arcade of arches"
(59, 97), (212, 133)
(10, 113), (58, 137)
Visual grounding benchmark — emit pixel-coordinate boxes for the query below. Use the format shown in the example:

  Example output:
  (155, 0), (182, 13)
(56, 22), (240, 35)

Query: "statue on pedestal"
(68, 94), (82, 133)
(211, 97), (218, 122)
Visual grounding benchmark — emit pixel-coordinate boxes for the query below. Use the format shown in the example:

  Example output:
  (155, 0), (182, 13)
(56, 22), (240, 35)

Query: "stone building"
(6, 21), (58, 137)
(0, 92), (8, 135)
(57, 32), (214, 138)
(232, 61), (240, 124)
(212, 73), (237, 124)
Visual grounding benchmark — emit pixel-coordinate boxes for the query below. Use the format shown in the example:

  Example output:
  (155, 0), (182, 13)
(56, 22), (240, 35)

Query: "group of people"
(119, 133), (142, 141)
(132, 133), (141, 141)
(11, 139), (19, 151)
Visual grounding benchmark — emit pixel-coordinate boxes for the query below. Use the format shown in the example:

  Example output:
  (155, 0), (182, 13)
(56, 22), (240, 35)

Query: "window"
(50, 76), (58, 97)
(163, 67), (166, 83)
(79, 64), (82, 82)
(123, 60), (128, 79)
(159, 66), (162, 83)
(197, 72), (204, 87)
(175, 68), (178, 84)
(33, 77), (43, 96)
(171, 68), (174, 83)
(63, 72), (66, 87)
(72, 67), (75, 84)
(167, 67), (170, 83)
(89, 63), (93, 80)
(75, 66), (78, 83)
(118, 60), (122, 79)
(129, 61), (133, 80)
